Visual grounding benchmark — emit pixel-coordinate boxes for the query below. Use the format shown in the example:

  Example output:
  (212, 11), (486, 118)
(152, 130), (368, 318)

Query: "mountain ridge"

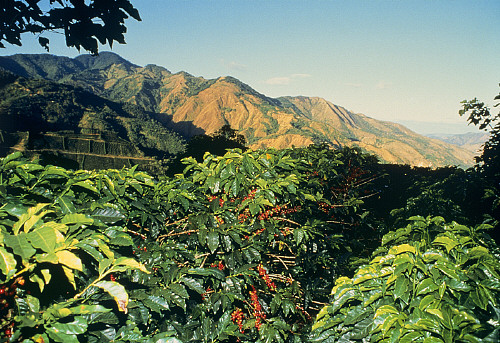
(0, 52), (476, 168)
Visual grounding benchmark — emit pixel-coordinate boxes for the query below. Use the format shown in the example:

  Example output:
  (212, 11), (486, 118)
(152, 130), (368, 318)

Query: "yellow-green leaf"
(62, 265), (76, 289)
(13, 203), (52, 234)
(0, 247), (17, 278)
(56, 250), (82, 271)
(426, 308), (445, 321)
(433, 236), (459, 253)
(95, 280), (129, 313)
(114, 257), (149, 274)
(388, 244), (416, 256)
(374, 305), (399, 318)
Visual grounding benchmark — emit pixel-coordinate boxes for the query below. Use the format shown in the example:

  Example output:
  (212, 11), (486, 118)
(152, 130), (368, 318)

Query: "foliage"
(459, 84), (500, 240)
(0, 145), (383, 342)
(384, 166), (489, 228)
(168, 125), (246, 174)
(0, 0), (141, 55)
(459, 84), (500, 180)
(0, 151), (154, 342)
(311, 216), (500, 342)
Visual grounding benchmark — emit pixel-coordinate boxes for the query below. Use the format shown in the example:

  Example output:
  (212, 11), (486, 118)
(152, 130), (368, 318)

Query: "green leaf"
(1, 151), (22, 164)
(0, 246), (17, 278)
(294, 228), (305, 245)
(95, 280), (129, 313)
(419, 294), (437, 310)
(49, 316), (88, 338)
(92, 207), (125, 224)
(99, 258), (113, 275)
(416, 278), (438, 296)
(68, 304), (111, 315)
(388, 244), (416, 255)
(393, 276), (410, 301)
(46, 328), (81, 343)
(55, 196), (76, 214)
(62, 265), (76, 289)
(27, 225), (57, 253)
(72, 180), (98, 193)
(207, 231), (219, 253)
(143, 295), (170, 312)
(433, 236), (459, 253)
(425, 308), (445, 321)
(3, 233), (36, 261)
(13, 203), (52, 234)
(180, 276), (205, 294)
(169, 283), (189, 299)
(423, 337), (444, 343)
(374, 305), (399, 318)
(61, 213), (93, 226)
(22, 295), (40, 318)
(114, 257), (149, 273)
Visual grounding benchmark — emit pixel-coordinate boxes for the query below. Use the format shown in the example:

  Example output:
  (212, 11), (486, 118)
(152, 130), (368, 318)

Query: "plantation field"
(0, 145), (498, 342)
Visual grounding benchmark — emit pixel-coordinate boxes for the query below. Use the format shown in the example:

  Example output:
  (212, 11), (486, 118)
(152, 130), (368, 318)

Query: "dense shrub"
(311, 216), (500, 342)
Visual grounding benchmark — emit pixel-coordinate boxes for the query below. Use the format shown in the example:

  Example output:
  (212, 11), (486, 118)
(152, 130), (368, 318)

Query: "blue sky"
(2, 0), (499, 134)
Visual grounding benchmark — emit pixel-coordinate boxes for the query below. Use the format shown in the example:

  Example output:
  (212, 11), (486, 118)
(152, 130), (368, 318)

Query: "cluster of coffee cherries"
(257, 264), (276, 291)
(209, 261), (225, 271)
(257, 204), (300, 221)
(0, 278), (23, 339)
(249, 285), (266, 330)
(230, 308), (245, 333)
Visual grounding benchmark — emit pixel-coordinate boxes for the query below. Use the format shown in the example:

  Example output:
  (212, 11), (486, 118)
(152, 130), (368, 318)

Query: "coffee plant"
(311, 216), (500, 342)
(2, 145), (498, 342)
(0, 146), (380, 342)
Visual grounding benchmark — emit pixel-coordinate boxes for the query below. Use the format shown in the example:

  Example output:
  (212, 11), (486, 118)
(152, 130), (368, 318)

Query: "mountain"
(0, 52), (476, 168)
(426, 132), (489, 154)
(0, 69), (184, 170)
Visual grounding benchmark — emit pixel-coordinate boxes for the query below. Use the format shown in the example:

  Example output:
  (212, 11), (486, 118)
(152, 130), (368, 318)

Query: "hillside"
(0, 52), (476, 167)
(427, 132), (489, 154)
(0, 69), (184, 170)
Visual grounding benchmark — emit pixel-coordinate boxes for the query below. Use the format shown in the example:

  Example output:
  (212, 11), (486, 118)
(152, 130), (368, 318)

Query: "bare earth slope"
(0, 53), (476, 167)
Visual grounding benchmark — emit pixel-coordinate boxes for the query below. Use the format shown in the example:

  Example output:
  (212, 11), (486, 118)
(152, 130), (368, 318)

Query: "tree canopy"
(0, 0), (141, 55)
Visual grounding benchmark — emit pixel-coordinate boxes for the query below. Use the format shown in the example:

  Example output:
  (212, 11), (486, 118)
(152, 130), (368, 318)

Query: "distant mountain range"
(426, 132), (488, 154)
(0, 52), (476, 168)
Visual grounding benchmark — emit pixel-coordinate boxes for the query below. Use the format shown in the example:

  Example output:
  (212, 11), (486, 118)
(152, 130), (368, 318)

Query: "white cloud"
(227, 61), (247, 71)
(376, 81), (393, 89)
(264, 73), (312, 85)
(291, 73), (312, 79)
(265, 76), (292, 85)
(220, 59), (247, 71)
(344, 82), (363, 88)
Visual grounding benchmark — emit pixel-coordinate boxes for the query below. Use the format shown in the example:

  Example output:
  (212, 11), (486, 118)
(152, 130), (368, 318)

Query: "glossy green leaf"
(207, 231), (219, 253)
(55, 196), (76, 214)
(27, 225), (57, 253)
(180, 276), (205, 294)
(433, 236), (459, 253)
(416, 278), (438, 296)
(3, 233), (36, 261)
(72, 180), (98, 193)
(61, 213), (93, 226)
(388, 244), (416, 256)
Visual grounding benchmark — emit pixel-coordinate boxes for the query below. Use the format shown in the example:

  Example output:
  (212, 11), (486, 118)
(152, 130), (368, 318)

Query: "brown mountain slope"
(0, 53), (476, 167)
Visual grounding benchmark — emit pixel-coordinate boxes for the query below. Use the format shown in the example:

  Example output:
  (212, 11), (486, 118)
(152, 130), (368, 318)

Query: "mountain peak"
(0, 52), (477, 167)
(75, 51), (138, 70)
